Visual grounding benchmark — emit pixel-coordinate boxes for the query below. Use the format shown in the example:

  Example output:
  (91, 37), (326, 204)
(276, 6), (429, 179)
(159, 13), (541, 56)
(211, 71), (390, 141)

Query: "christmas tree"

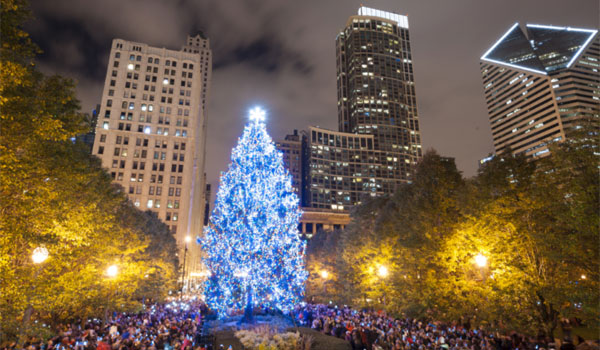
(201, 107), (307, 320)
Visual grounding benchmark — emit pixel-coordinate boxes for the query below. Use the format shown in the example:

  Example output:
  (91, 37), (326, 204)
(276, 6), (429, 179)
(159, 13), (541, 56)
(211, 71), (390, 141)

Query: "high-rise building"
(91, 33), (212, 274)
(336, 7), (422, 192)
(275, 130), (304, 199)
(203, 182), (211, 226)
(305, 126), (379, 210)
(299, 7), (422, 211)
(480, 23), (599, 157)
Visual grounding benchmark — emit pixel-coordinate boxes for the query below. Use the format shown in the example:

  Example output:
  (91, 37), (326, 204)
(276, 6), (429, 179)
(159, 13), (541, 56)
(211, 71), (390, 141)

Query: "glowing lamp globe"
(377, 265), (389, 278)
(474, 254), (488, 268)
(31, 247), (49, 264)
(106, 265), (119, 278)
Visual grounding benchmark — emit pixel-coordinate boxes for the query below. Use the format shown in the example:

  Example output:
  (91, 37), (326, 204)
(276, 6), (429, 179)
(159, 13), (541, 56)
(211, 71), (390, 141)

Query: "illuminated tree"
(0, 0), (178, 341)
(201, 107), (307, 321)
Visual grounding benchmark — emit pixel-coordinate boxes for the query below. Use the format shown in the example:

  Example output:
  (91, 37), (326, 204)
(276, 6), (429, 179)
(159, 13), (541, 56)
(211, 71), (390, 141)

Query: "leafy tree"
(305, 230), (343, 303)
(335, 151), (465, 314)
(0, 0), (179, 341)
(320, 142), (598, 336)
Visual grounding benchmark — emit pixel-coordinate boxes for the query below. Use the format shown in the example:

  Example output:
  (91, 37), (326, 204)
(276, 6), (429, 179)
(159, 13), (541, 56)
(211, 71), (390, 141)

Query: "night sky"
(27, 0), (599, 191)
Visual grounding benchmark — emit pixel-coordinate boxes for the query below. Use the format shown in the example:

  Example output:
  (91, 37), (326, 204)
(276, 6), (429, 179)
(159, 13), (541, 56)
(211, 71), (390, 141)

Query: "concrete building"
(203, 182), (211, 226)
(305, 126), (382, 210)
(91, 33), (212, 275)
(480, 23), (599, 158)
(336, 6), (422, 194)
(275, 130), (304, 200)
(275, 7), (424, 237)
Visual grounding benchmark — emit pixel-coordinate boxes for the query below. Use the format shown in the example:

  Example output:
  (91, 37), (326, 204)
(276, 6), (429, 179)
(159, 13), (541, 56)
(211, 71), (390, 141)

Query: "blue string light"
(201, 107), (307, 318)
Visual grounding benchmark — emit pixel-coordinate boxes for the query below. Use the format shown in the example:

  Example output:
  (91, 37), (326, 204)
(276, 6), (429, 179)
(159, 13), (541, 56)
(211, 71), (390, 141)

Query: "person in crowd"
(293, 303), (562, 350)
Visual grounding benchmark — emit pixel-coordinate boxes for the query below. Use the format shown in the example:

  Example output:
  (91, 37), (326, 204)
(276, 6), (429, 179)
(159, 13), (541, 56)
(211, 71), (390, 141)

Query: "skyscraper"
(91, 33), (212, 274)
(480, 23), (599, 157)
(336, 7), (422, 192)
(300, 7), (422, 211)
(275, 130), (304, 199)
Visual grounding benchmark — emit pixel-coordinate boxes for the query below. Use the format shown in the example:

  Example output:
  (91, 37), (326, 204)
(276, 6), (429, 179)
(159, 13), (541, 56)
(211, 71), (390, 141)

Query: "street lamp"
(377, 265), (389, 278)
(319, 270), (330, 302)
(31, 247), (49, 264)
(104, 264), (119, 324)
(19, 247), (50, 346)
(106, 265), (118, 278)
(181, 236), (191, 299)
(474, 254), (488, 268)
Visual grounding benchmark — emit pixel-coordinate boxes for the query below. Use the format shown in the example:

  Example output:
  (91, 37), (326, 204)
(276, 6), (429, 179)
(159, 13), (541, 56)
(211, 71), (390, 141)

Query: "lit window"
(163, 78), (169, 85)
(147, 199), (153, 208)
(127, 63), (134, 70)
(103, 122), (109, 130)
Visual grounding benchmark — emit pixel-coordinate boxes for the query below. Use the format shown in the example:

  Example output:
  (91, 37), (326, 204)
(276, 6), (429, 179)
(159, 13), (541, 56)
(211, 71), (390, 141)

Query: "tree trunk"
(536, 292), (558, 340)
(241, 285), (254, 324)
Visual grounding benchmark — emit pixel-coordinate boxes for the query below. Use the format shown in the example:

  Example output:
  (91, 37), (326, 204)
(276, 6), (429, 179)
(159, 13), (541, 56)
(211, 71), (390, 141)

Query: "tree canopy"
(0, 0), (179, 341)
(308, 141), (599, 337)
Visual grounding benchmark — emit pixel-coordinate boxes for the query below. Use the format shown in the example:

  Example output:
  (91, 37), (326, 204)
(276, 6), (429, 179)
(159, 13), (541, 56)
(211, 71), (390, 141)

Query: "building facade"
(336, 6), (422, 194)
(480, 23), (599, 157)
(91, 34), (212, 274)
(275, 130), (304, 199)
(305, 126), (381, 210)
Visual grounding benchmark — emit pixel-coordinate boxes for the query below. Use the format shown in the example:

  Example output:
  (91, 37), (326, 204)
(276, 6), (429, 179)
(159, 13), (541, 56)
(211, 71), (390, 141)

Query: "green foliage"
(313, 143), (599, 336)
(0, 0), (178, 342)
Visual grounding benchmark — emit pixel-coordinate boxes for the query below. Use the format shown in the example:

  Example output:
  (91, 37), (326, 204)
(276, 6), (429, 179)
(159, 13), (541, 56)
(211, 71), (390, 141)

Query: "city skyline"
(27, 0), (598, 192)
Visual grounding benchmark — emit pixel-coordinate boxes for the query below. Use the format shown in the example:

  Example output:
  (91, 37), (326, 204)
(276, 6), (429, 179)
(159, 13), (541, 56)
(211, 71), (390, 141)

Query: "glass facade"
(306, 126), (381, 210)
(336, 9), (422, 197)
(480, 23), (599, 158)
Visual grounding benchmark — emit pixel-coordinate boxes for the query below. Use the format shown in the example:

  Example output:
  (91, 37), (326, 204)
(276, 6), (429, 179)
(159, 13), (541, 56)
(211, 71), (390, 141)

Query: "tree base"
(239, 304), (254, 324)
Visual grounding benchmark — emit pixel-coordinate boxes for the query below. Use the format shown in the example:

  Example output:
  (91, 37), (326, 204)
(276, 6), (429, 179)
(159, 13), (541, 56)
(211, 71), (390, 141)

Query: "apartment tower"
(304, 7), (422, 211)
(480, 23), (599, 157)
(92, 33), (212, 276)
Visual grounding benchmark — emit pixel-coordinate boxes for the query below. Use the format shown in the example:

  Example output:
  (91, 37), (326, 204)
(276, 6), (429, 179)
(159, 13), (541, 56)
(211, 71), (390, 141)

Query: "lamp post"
(474, 253), (488, 281)
(181, 235), (191, 299)
(19, 247), (49, 345)
(377, 265), (389, 307)
(104, 264), (119, 324)
(320, 270), (329, 301)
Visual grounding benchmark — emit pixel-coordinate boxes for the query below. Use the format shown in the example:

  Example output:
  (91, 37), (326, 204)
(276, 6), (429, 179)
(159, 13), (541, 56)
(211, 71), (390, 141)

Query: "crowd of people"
(6, 301), (597, 350)
(9, 300), (220, 350)
(294, 304), (595, 350)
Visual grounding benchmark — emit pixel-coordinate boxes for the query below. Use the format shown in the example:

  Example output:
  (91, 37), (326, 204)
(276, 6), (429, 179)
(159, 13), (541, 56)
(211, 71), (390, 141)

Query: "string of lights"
(201, 107), (308, 319)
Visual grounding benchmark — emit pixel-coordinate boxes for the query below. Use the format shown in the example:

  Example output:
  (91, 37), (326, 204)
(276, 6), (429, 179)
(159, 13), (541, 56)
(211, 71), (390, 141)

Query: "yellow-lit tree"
(0, 0), (178, 342)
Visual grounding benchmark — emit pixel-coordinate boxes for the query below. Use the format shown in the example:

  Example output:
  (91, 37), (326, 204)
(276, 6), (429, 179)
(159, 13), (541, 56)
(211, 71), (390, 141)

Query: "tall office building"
(306, 126), (379, 210)
(301, 7), (422, 211)
(91, 34), (212, 274)
(480, 23), (599, 157)
(336, 7), (422, 193)
(275, 130), (304, 199)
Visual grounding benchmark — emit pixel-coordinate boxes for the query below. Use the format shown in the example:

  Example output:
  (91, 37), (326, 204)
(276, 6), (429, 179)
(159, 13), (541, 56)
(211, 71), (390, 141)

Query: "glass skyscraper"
(480, 23), (599, 157)
(336, 6), (422, 195)
(294, 7), (423, 212)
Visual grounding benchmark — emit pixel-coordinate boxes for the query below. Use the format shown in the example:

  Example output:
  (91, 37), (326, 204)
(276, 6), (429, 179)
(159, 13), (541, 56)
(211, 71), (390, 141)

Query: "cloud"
(27, 0), (600, 192)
